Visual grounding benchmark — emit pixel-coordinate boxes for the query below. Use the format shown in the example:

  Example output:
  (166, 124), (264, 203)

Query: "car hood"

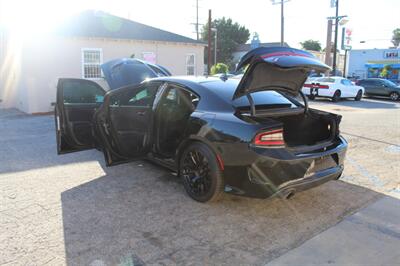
(233, 47), (331, 99)
(101, 58), (159, 90)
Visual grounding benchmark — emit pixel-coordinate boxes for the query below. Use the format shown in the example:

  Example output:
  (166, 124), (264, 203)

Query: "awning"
(365, 63), (400, 68)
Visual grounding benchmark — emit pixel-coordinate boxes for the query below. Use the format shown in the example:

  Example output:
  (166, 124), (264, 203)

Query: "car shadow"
(309, 98), (399, 109)
(61, 163), (383, 265)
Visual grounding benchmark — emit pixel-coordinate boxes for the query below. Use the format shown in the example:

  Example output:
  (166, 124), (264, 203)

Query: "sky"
(0, 0), (399, 51)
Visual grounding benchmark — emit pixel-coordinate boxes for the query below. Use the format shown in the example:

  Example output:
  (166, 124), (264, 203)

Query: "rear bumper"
(222, 136), (347, 199)
(272, 165), (343, 199)
(302, 88), (335, 97)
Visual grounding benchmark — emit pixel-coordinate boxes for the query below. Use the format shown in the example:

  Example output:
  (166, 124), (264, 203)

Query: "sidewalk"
(267, 196), (400, 266)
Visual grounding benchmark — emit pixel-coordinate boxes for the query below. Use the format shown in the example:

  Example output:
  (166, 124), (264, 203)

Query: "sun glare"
(0, 0), (81, 40)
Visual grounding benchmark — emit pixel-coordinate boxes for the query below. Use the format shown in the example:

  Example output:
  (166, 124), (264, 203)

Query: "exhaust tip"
(286, 191), (295, 199)
(279, 189), (296, 200)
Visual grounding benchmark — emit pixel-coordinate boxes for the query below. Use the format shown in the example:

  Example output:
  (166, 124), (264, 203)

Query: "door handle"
(136, 111), (146, 116)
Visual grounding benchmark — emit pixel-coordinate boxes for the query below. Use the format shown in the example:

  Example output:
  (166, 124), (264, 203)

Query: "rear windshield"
(314, 77), (335, 83)
(233, 91), (299, 110)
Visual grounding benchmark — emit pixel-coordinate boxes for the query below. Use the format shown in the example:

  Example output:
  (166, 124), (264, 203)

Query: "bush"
(211, 63), (229, 75)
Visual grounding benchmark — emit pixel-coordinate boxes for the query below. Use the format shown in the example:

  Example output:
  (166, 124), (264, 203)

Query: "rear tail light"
(254, 129), (285, 147)
(303, 84), (329, 89)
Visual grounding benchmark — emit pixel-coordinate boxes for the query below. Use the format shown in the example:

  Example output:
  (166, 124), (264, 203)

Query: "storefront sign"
(383, 51), (399, 59)
(341, 27), (352, 50)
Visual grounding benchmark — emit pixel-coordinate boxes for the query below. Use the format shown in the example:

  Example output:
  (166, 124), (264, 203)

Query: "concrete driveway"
(0, 97), (398, 265)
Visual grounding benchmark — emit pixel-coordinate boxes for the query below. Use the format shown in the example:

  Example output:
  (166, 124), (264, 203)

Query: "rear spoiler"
(236, 47), (331, 72)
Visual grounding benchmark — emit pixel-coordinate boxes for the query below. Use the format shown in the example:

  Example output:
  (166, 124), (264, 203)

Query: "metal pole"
(343, 49), (348, 77)
(332, 0), (339, 75)
(281, 0), (284, 46)
(196, 0), (199, 40)
(214, 30), (217, 65)
(325, 20), (333, 68)
(207, 10), (212, 75)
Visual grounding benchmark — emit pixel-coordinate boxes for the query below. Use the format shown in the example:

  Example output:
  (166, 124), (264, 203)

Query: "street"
(0, 97), (399, 265)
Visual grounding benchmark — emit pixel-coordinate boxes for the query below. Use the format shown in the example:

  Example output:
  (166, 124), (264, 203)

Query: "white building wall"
(0, 36), (205, 113)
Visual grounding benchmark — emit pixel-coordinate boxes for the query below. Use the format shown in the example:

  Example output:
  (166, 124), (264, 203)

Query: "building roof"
(54, 10), (205, 45)
(235, 42), (290, 52)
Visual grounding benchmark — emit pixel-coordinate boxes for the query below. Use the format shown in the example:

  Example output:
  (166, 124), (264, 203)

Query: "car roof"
(150, 76), (240, 112)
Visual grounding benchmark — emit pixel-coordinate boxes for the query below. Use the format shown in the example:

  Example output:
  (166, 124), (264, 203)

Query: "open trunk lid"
(233, 47), (331, 100)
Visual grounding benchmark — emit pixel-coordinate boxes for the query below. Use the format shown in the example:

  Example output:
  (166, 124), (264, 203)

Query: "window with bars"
(82, 48), (102, 79)
(186, 54), (196, 75)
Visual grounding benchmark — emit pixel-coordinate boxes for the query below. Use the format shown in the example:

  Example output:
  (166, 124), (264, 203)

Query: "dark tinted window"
(369, 80), (381, 86)
(160, 85), (199, 109)
(233, 91), (298, 109)
(62, 80), (104, 104)
(358, 80), (370, 85)
(109, 83), (159, 107)
(382, 79), (397, 87)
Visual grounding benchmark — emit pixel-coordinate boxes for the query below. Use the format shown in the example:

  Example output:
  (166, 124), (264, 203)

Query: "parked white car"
(302, 76), (364, 102)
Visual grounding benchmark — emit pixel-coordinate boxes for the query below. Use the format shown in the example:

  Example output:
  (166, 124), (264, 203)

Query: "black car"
(55, 47), (347, 202)
(357, 78), (400, 101)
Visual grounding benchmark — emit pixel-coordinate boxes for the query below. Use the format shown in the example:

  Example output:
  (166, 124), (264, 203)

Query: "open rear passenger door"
(55, 78), (106, 154)
(94, 81), (163, 166)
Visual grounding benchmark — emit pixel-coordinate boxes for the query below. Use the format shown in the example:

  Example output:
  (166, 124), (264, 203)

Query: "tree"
(201, 17), (250, 68)
(211, 63), (229, 75)
(323, 42), (339, 53)
(391, 28), (400, 47)
(300, 40), (322, 51)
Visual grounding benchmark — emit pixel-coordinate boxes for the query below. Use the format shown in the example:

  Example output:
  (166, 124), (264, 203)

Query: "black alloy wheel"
(180, 142), (224, 202)
(389, 92), (399, 101)
(332, 90), (341, 102)
(355, 90), (363, 101)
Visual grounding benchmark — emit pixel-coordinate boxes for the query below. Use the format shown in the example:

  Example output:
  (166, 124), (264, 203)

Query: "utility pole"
(211, 28), (218, 65)
(271, 0), (289, 47)
(191, 0), (201, 40)
(207, 9), (212, 75)
(325, 19), (333, 67)
(280, 0), (284, 46)
(343, 49), (348, 77)
(332, 0), (339, 75)
(196, 0), (199, 40)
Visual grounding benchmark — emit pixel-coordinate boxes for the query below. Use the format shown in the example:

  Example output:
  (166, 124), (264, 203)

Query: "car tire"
(332, 90), (341, 102)
(354, 90), (363, 101)
(389, 92), (399, 101)
(180, 142), (224, 202)
(307, 94), (315, 100)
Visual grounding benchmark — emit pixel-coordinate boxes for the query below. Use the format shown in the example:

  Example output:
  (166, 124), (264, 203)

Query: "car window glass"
(340, 79), (351, 86)
(63, 80), (104, 104)
(382, 79), (396, 86)
(109, 83), (159, 107)
(315, 77), (335, 83)
(233, 91), (298, 109)
(160, 85), (199, 109)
